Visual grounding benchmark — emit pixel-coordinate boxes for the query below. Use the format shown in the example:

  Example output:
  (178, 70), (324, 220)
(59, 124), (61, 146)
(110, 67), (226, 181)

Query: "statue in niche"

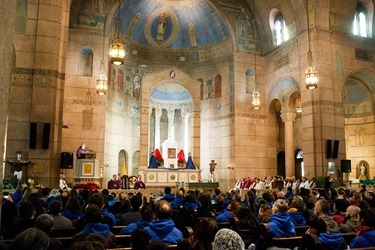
(188, 22), (197, 47)
(359, 163), (367, 179)
(126, 13), (141, 37)
(156, 12), (168, 41)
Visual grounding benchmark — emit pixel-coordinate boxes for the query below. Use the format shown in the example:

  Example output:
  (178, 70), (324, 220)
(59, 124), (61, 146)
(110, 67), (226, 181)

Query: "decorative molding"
(12, 67), (65, 80)
(274, 55), (289, 70)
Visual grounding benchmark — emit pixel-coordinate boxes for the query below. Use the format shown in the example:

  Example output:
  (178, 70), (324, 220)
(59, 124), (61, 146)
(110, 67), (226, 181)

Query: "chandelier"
(96, 2), (108, 95)
(96, 60), (108, 95)
(252, 91), (261, 110)
(305, 0), (318, 89)
(109, 0), (125, 65)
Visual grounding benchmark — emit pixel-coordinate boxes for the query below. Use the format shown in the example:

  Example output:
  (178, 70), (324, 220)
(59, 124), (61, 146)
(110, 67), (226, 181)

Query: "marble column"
(167, 108), (175, 140)
(154, 108), (162, 150)
(280, 110), (296, 178)
(182, 110), (191, 155)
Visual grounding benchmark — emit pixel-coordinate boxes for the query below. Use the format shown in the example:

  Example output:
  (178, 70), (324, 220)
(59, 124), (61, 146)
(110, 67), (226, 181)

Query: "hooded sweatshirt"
(145, 219), (183, 245)
(119, 219), (149, 234)
(318, 233), (345, 250)
(268, 213), (296, 237)
(350, 230), (375, 249)
(83, 222), (110, 237)
(288, 211), (307, 226)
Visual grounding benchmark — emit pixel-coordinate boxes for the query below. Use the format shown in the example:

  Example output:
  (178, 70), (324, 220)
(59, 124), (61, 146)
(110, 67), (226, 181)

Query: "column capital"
(280, 110), (296, 123)
(155, 107), (162, 119)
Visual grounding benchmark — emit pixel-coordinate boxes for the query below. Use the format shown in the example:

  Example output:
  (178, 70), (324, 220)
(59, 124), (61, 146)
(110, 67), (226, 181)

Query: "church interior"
(0, 0), (374, 191)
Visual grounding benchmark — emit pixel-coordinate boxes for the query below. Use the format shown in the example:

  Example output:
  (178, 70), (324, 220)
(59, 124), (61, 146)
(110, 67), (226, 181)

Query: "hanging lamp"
(109, 0), (125, 65)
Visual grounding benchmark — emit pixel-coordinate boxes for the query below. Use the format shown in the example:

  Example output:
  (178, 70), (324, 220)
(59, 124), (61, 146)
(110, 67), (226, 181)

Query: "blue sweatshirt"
(215, 209), (234, 223)
(268, 213), (296, 237)
(318, 233), (345, 250)
(83, 222), (110, 237)
(288, 211), (307, 226)
(350, 230), (375, 249)
(145, 219), (183, 245)
(119, 219), (149, 234)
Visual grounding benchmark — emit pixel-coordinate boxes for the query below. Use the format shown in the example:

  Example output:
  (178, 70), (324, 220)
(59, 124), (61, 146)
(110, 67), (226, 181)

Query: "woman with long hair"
(178, 217), (219, 250)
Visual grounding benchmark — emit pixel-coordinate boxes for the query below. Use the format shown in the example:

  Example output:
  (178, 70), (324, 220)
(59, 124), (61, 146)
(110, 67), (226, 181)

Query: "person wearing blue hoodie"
(350, 209), (375, 249)
(72, 204), (117, 248)
(215, 200), (241, 223)
(145, 200), (183, 245)
(306, 214), (346, 250)
(268, 199), (296, 238)
(171, 190), (184, 209)
(163, 187), (175, 202)
(119, 205), (154, 234)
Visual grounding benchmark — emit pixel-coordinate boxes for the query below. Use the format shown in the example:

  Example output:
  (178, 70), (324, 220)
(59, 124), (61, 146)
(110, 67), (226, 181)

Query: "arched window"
(78, 47), (93, 76)
(353, 4), (368, 37)
(270, 10), (289, 46)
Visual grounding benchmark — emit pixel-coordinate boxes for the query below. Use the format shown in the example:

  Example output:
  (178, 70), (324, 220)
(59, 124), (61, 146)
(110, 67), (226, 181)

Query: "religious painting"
(168, 148), (176, 159)
(82, 162), (94, 176)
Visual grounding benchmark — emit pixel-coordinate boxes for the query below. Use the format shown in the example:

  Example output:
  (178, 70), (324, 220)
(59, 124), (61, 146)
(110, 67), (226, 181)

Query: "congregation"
(0, 177), (375, 250)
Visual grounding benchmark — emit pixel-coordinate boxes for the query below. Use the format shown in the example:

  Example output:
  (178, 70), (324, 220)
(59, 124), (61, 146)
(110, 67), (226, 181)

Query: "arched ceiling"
(117, 0), (229, 49)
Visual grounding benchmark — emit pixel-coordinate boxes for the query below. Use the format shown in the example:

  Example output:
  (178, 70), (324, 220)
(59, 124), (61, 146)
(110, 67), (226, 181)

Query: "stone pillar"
(0, 0), (15, 187)
(182, 110), (190, 155)
(167, 108), (175, 140)
(154, 108), (162, 150)
(281, 110), (296, 178)
(147, 108), (152, 157)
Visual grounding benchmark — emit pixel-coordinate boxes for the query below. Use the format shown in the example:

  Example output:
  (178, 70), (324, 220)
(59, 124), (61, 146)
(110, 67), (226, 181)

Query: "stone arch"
(140, 68), (201, 169)
(117, 149), (128, 176)
(268, 76), (299, 112)
(343, 69), (375, 180)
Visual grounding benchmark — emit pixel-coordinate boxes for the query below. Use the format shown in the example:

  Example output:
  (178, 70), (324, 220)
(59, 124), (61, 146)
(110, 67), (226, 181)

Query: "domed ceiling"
(118, 0), (229, 49)
(150, 82), (193, 109)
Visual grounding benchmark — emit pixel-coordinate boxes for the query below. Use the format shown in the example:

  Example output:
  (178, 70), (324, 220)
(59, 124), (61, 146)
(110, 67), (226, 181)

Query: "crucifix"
(209, 160), (217, 183)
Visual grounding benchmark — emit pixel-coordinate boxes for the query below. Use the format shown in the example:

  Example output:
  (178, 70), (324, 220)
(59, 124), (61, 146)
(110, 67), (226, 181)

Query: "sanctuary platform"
(144, 168), (200, 187)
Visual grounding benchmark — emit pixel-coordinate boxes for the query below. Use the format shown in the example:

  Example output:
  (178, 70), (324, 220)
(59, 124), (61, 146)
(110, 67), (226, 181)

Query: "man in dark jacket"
(144, 200), (182, 245)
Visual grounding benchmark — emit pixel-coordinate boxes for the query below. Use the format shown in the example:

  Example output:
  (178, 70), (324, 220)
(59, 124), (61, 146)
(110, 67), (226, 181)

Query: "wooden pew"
(259, 223), (302, 249)
(49, 227), (78, 237)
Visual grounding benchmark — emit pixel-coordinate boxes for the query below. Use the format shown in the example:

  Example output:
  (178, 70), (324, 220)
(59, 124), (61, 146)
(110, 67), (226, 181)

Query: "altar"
(144, 168), (200, 187)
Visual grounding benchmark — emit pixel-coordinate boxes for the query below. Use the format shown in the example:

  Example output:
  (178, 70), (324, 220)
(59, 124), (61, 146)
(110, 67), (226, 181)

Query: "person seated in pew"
(314, 199), (339, 233)
(144, 200), (183, 245)
(178, 217), (219, 250)
(49, 200), (74, 229)
(288, 195), (311, 226)
(268, 199), (296, 238)
(162, 187), (175, 202)
(350, 208), (375, 249)
(215, 200), (241, 223)
(171, 189), (184, 209)
(130, 228), (151, 250)
(339, 205), (360, 233)
(212, 228), (245, 250)
(72, 204), (117, 249)
(35, 214), (63, 250)
(119, 205), (154, 235)
(9, 227), (50, 250)
(119, 194), (142, 226)
(75, 193), (116, 231)
(3, 202), (36, 239)
(305, 214), (346, 250)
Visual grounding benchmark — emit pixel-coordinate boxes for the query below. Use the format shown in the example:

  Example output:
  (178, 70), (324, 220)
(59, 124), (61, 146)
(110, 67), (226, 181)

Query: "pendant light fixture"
(305, 0), (318, 89)
(109, 0), (125, 65)
(96, 2), (108, 95)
